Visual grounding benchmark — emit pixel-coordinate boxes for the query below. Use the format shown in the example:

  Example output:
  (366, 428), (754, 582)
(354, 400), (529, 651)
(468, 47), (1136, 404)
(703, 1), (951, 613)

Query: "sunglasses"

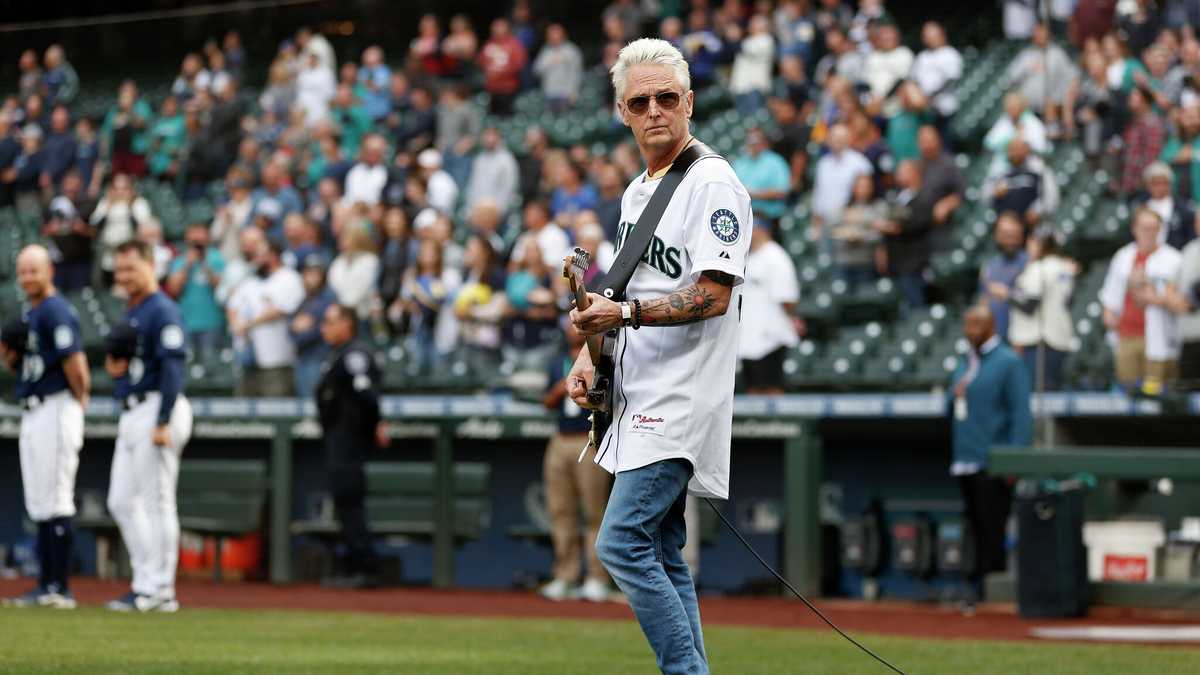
(625, 91), (681, 115)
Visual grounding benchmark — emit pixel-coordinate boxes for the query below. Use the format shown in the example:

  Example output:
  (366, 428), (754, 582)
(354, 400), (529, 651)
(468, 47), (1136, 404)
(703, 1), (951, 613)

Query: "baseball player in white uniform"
(568, 39), (751, 675)
(1, 245), (89, 609)
(104, 240), (193, 613)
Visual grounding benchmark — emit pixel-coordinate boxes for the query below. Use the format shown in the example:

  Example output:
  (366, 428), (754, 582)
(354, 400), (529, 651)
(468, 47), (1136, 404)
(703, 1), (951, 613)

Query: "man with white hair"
(568, 38), (751, 675)
(811, 123), (872, 237)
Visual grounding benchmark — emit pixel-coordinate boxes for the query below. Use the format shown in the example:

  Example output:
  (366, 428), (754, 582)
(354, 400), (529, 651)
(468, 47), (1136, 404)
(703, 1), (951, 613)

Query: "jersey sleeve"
(155, 305), (188, 427)
(45, 302), (82, 361)
(683, 178), (752, 286)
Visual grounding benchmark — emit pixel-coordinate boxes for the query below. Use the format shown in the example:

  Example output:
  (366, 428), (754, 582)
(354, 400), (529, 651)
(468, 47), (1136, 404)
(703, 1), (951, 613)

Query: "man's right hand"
(566, 346), (595, 410)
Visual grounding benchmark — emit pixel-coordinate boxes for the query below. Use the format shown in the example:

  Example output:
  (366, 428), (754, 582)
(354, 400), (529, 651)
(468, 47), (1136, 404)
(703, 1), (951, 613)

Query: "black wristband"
(632, 298), (642, 329)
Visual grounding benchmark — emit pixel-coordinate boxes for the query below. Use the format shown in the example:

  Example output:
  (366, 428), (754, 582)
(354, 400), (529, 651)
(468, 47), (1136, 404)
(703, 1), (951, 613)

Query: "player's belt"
(123, 392), (149, 411)
(20, 395), (43, 411)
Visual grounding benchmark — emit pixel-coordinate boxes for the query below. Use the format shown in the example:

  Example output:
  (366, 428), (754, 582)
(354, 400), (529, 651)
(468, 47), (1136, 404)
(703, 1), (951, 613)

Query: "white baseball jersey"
(594, 151), (752, 499)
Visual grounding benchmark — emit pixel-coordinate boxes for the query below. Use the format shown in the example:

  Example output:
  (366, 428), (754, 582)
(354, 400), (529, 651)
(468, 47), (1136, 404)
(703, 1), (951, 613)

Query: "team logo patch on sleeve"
(54, 325), (74, 350)
(161, 325), (185, 350)
(709, 209), (740, 245)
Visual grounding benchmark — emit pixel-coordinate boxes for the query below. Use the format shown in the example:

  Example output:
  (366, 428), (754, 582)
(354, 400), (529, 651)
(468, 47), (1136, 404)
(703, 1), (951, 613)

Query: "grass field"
(1, 607), (1197, 674)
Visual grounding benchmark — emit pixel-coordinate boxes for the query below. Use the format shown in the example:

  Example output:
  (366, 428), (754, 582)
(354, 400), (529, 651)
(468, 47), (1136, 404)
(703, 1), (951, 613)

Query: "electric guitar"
(561, 247), (616, 452)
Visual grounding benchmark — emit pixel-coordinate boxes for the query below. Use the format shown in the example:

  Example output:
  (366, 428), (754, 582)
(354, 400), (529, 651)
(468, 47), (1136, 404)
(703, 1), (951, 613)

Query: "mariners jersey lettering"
(114, 291), (187, 399)
(16, 295), (82, 399)
(596, 151), (752, 500)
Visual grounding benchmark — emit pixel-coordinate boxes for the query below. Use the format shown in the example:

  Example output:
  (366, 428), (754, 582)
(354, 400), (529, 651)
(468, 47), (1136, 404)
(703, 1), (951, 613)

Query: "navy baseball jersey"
(16, 294), (82, 399)
(115, 291), (187, 426)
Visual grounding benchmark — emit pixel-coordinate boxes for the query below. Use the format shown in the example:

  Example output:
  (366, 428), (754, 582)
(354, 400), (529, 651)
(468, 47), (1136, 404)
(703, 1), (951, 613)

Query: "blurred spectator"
(42, 45), (78, 107)
(594, 162), (624, 242)
(534, 24), (584, 113)
(377, 207), (412, 320)
(732, 128), (791, 225)
(223, 31), (245, 80)
(1100, 208), (1184, 391)
(8, 124), (44, 212)
(815, 0), (854, 33)
(510, 0), (538, 60)
(740, 221), (802, 395)
(252, 162), (304, 235)
(879, 160), (938, 308)
(42, 172), (95, 292)
(73, 116), (102, 199)
(1009, 227), (1077, 390)
(147, 97), (186, 180)
(281, 213), (320, 269)
(1118, 86), (1167, 196)
(681, 10), (723, 90)
(1002, 0), (1038, 40)
(1073, 0), (1118, 46)
(343, 134), (389, 208)
(911, 22), (963, 131)
(501, 237), (558, 372)
(401, 240), (455, 373)
(466, 126), (519, 214)
(437, 84), (482, 188)
(394, 84), (437, 152)
(165, 222), (226, 361)
(455, 234), (507, 373)
(330, 85), (371, 161)
(768, 96), (812, 195)
(864, 20), (913, 105)
(832, 174), (886, 288)
(1136, 161), (1197, 250)
(1064, 50), (1119, 160)
(416, 148), (459, 215)
(18, 49), (41, 102)
(984, 137), (1060, 228)
(1162, 104), (1200, 202)
(540, 319), (612, 602)
(212, 168), (254, 261)
(814, 27), (865, 89)
(917, 126), (966, 251)
(216, 225), (264, 305)
(228, 238), (306, 396)
(0, 113), (16, 209)
(480, 18), (528, 116)
(91, 173), (153, 285)
(978, 212), (1029, 340)
(297, 27), (336, 76)
(171, 53), (210, 103)
(983, 92), (1049, 173)
(1171, 219), (1200, 388)
(40, 105), (76, 191)
(296, 51), (336, 126)
(886, 82), (932, 163)
(357, 46), (392, 122)
(443, 14), (481, 79)
(289, 253), (335, 399)
(848, 110), (894, 195)
(1119, 0), (1162, 56)
(206, 51), (234, 97)
(775, 54), (811, 107)
(549, 161), (598, 222)
(102, 80), (152, 177)
(329, 224), (381, 320)
(949, 303), (1032, 610)
(520, 200), (570, 269)
(1006, 23), (1076, 127)
(775, 0), (818, 68)
(259, 56), (297, 119)
(729, 15), (776, 113)
(519, 126), (550, 205)
(848, 0), (886, 48)
(410, 14), (446, 78)
(137, 218), (174, 281)
(810, 124), (873, 237)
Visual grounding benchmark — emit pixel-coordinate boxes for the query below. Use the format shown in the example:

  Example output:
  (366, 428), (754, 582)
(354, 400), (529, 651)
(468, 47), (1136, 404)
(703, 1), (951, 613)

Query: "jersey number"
(21, 355), (44, 383)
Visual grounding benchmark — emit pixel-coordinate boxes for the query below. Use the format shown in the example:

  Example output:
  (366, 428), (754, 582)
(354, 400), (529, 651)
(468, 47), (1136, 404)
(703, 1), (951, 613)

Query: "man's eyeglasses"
(625, 91), (681, 116)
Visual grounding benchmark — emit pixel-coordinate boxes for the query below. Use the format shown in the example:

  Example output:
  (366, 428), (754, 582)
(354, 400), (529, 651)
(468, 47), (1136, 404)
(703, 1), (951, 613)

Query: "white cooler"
(1082, 520), (1166, 582)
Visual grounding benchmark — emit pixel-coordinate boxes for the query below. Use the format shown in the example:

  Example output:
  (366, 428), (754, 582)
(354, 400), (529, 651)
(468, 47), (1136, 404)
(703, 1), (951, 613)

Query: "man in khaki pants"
(541, 321), (612, 602)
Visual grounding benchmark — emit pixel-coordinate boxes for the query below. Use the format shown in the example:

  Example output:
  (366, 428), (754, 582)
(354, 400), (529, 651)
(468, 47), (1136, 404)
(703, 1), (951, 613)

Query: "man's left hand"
(152, 425), (171, 448)
(569, 293), (623, 335)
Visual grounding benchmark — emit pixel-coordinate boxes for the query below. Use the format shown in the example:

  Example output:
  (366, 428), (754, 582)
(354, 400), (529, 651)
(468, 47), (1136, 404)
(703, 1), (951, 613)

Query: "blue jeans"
(1019, 343), (1066, 391)
(596, 459), (707, 675)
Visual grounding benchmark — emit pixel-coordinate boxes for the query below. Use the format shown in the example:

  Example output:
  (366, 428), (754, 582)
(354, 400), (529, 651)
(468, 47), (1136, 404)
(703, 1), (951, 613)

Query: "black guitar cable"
(703, 498), (907, 675)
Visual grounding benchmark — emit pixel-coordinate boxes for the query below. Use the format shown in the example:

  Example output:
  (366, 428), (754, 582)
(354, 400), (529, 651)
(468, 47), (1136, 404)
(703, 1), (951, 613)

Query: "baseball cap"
(105, 322), (138, 361)
(417, 148), (442, 169)
(413, 207), (439, 231)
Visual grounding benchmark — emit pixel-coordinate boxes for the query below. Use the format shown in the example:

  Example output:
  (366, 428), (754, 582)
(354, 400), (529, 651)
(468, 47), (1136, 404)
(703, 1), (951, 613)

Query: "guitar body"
(562, 248), (617, 451)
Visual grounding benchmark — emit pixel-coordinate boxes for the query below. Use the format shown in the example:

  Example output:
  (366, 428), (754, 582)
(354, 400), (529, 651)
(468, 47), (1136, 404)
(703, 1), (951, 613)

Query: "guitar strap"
(594, 140), (720, 302)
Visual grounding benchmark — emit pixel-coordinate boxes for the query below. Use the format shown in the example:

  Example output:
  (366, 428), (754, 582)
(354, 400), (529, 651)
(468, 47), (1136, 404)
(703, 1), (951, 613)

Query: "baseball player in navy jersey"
(103, 240), (193, 613)
(0, 245), (90, 609)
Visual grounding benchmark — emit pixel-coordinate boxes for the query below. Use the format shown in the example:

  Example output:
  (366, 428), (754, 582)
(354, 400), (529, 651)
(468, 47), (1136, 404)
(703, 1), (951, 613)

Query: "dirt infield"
(3, 578), (1197, 645)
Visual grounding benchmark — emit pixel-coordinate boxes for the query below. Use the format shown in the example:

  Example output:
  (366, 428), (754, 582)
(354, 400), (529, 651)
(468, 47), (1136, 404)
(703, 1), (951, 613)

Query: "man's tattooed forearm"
(640, 284), (718, 325)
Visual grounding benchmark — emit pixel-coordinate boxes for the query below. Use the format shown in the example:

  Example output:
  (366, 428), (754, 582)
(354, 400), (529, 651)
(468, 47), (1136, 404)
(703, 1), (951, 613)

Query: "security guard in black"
(315, 304), (387, 584)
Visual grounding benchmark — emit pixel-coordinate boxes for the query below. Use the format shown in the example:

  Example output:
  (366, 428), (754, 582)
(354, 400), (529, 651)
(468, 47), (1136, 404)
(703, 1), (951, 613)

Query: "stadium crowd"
(2, 0), (1199, 396)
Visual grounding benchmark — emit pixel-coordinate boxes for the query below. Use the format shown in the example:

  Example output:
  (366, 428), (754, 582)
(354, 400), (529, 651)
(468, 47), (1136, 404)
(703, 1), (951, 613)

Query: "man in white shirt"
(739, 222), (802, 393)
(1005, 22), (1076, 120)
(227, 238), (306, 396)
(342, 134), (389, 208)
(465, 126), (519, 214)
(811, 123), (873, 235)
(911, 22), (963, 124)
(567, 38), (751, 675)
(416, 148), (459, 215)
(864, 20), (914, 104)
(1100, 209), (1184, 391)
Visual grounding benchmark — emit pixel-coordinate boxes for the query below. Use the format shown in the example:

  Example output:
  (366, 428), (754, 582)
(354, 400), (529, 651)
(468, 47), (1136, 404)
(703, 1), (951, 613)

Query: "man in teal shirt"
(948, 304), (1032, 611)
(732, 127), (791, 224)
(165, 223), (226, 362)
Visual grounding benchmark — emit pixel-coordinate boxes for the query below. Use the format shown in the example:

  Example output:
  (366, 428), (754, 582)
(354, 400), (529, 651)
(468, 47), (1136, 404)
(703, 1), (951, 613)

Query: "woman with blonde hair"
(328, 222), (380, 319)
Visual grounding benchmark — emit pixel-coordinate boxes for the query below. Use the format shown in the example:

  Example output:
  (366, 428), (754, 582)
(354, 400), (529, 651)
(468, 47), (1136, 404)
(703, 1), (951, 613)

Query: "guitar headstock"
(561, 247), (591, 293)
